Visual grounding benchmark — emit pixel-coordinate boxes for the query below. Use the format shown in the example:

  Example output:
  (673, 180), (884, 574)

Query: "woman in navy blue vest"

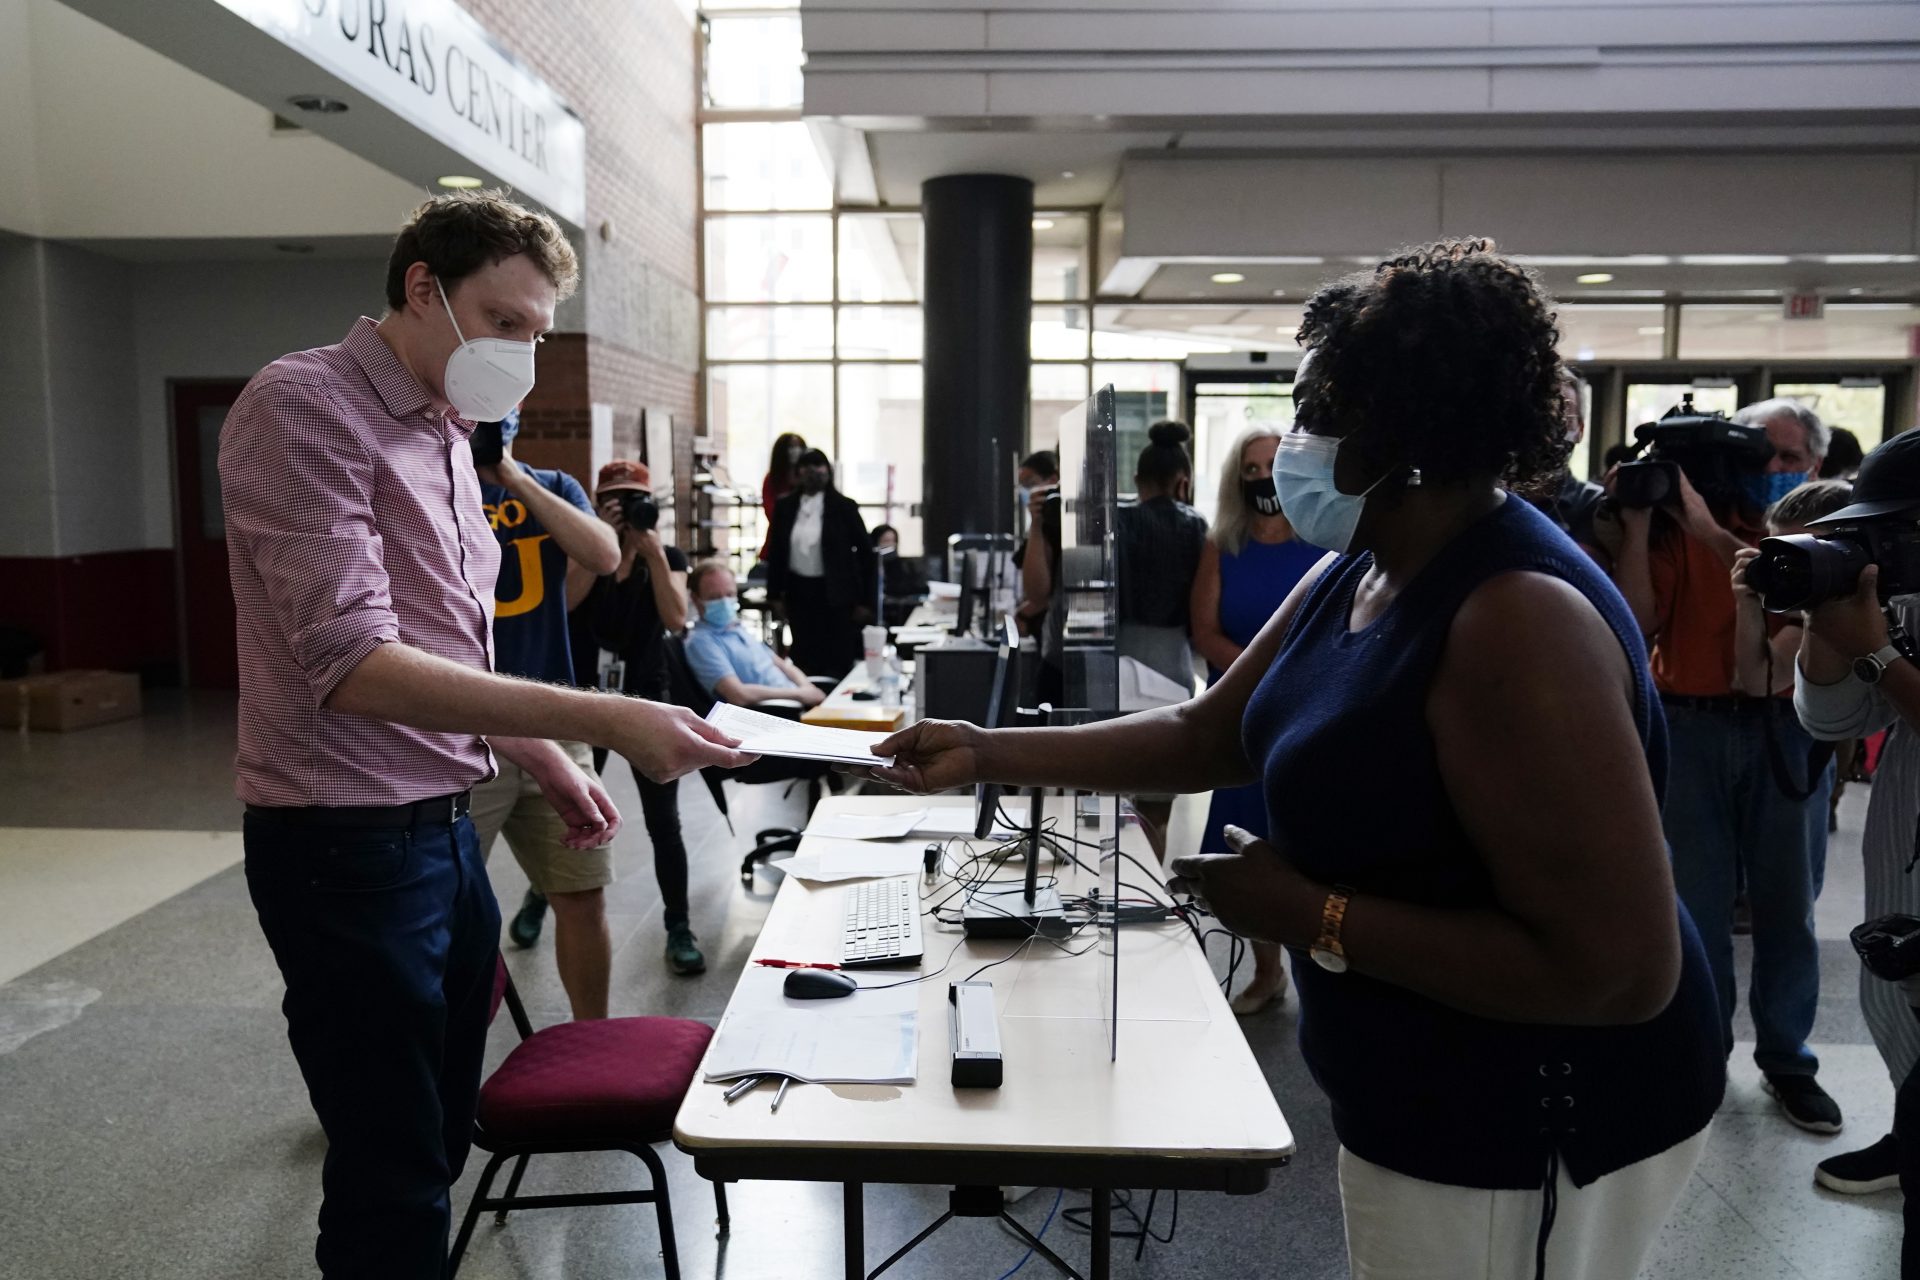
(872, 239), (1723, 1280)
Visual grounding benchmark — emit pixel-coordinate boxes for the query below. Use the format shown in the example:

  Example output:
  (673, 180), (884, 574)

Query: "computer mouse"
(784, 968), (859, 999)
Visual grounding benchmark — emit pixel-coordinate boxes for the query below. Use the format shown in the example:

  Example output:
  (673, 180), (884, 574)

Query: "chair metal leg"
(713, 1178), (731, 1234)
(631, 1144), (681, 1280)
(494, 1153), (531, 1226)
(448, 1151), (508, 1276)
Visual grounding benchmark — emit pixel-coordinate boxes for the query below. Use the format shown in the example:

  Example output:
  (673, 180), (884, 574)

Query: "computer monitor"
(971, 626), (1013, 840)
(1051, 386), (1120, 721)
(954, 549), (978, 639)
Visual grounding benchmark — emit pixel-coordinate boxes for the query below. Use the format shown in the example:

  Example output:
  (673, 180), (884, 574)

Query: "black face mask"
(1242, 475), (1283, 516)
(798, 471), (828, 495)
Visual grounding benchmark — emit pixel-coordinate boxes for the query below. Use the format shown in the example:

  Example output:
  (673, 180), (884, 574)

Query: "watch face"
(1855, 656), (1885, 684)
(1311, 948), (1349, 974)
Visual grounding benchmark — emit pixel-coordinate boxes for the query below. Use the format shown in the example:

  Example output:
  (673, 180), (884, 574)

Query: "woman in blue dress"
(1191, 423), (1325, 1013)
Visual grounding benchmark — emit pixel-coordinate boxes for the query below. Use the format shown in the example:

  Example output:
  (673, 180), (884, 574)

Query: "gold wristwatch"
(1310, 885), (1355, 974)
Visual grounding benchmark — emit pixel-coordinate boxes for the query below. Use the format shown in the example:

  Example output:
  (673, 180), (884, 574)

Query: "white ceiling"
(0, 0), (435, 247)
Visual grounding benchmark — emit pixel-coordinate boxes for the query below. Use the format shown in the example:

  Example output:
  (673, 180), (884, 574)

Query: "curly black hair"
(1293, 238), (1569, 494)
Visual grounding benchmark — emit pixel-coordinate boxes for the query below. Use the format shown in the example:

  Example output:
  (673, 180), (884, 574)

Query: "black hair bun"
(1147, 420), (1192, 448)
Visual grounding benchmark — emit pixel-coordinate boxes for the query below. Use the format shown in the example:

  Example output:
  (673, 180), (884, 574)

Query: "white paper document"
(705, 703), (895, 767)
(704, 1008), (919, 1084)
(1118, 656), (1195, 711)
(911, 808), (1019, 839)
(806, 809), (928, 841)
(780, 839), (927, 883)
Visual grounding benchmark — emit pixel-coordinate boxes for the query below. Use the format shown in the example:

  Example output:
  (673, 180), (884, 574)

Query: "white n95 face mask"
(1274, 430), (1395, 555)
(437, 278), (536, 423)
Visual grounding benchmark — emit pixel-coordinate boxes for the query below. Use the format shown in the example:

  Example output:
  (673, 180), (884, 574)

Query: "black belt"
(245, 790), (471, 829)
(1659, 694), (1787, 713)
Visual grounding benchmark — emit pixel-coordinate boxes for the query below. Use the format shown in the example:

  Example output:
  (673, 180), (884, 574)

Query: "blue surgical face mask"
(1274, 431), (1394, 555)
(702, 597), (738, 629)
(1744, 470), (1809, 510)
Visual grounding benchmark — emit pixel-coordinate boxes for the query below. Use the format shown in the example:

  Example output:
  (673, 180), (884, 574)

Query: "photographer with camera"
(1606, 397), (1841, 1132)
(1750, 432), (1920, 1255)
(565, 460), (712, 977)
(1529, 370), (1607, 564)
(470, 410), (627, 1020)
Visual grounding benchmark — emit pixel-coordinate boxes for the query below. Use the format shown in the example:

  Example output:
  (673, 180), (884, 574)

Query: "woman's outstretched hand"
(863, 719), (988, 793)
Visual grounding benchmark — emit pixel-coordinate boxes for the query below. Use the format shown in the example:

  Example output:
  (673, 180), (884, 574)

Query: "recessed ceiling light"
(1211, 272), (1246, 285)
(1032, 219), (1055, 231)
(1060, 171), (1076, 179)
(1576, 273), (1614, 285)
(437, 175), (485, 190)
(1271, 289), (1287, 297)
(1677, 254), (1792, 267)
(1636, 326), (1665, 336)
(287, 94), (348, 114)
(1275, 326), (1290, 333)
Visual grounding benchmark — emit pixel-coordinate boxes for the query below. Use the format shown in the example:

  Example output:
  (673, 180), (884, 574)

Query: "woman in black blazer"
(765, 449), (876, 679)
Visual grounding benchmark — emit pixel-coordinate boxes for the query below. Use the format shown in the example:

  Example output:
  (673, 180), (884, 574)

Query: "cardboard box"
(0, 670), (143, 731)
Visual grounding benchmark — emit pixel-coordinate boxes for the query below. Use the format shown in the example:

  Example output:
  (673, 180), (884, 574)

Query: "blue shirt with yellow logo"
(481, 468), (594, 683)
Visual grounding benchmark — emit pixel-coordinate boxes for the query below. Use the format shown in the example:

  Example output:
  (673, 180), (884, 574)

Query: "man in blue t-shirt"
(468, 409), (623, 1020)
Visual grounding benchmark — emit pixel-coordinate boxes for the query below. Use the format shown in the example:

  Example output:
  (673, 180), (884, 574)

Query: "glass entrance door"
(1186, 377), (1294, 522)
(1771, 378), (1888, 455)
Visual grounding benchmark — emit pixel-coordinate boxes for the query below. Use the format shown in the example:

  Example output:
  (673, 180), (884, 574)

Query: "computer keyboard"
(840, 875), (925, 968)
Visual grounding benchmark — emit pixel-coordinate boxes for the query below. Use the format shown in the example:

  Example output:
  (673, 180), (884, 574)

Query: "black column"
(920, 174), (1032, 567)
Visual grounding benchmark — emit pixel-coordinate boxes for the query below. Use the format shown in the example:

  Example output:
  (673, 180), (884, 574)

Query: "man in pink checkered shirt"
(220, 190), (752, 1279)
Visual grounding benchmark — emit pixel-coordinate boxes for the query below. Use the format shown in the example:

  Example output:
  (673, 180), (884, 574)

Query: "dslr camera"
(1741, 513), (1920, 613)
(1611, 395), (1774, 510)
(619, 489), (660, 533)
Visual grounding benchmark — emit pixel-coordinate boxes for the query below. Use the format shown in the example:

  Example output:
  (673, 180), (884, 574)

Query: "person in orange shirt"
(1609, 399), (1838, 1132)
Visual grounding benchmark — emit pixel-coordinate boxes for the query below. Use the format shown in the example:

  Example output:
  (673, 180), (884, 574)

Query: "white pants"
(1338, 1126), (1708, 1280)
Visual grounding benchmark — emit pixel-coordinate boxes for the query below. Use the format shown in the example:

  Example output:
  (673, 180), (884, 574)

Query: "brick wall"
(462, 0), (702, 532)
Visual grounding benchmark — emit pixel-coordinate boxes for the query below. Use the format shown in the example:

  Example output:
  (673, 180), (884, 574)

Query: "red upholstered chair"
(447, 959), (727, 1279)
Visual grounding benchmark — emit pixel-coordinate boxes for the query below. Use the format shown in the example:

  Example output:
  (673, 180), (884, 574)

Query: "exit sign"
(1783, 292), (1826, 321)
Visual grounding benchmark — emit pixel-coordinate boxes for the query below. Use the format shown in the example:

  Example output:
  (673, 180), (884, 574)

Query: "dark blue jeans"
(1663, 702), (1832, 1078)
(244, 811), (501, 1279)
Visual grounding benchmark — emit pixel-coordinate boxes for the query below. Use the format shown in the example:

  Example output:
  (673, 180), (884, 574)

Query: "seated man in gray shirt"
(684, 560), (825, 708)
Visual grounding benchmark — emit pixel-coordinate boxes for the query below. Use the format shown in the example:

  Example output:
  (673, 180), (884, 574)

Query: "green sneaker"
(665, 926), (706, 976)
(508, 889), (548, 949)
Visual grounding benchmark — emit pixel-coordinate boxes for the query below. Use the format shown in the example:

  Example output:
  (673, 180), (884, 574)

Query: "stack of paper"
(779, 839), (926, 883)
(706, 703), (894, 767)
(704, 970), (919, 1084)
(912, 808), (1021, 839)
(807, 809), (927, 841)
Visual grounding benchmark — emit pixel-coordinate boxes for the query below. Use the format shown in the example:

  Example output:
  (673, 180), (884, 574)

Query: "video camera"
(1612, 395), (1774, 510)
(619, 489), (660, 533)
(1742, 516), (1920, 613)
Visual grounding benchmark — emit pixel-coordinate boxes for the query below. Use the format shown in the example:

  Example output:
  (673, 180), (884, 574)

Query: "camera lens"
(1746, 534), (1871, 612)
(620, 491), (659, 532)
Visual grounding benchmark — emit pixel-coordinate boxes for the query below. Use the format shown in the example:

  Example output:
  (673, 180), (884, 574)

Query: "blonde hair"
(687, 559), (734, 602)
(1210, 423), (1288, 555)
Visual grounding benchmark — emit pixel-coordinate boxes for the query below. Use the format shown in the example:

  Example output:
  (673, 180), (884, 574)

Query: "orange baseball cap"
(596, 459), (651, 496)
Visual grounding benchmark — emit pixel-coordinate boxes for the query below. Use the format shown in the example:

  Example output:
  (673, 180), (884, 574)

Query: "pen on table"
(770, 1076), (791, 1113)
(723, 1075), (764, 1104)
(755, 959), (842, 970)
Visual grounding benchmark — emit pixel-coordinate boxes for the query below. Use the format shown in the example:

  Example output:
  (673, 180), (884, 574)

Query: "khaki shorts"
(470, 740), (616, 895)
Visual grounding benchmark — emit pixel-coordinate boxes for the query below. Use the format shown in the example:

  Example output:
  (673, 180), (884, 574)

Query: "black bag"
(1851, 914), (1920, 981)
